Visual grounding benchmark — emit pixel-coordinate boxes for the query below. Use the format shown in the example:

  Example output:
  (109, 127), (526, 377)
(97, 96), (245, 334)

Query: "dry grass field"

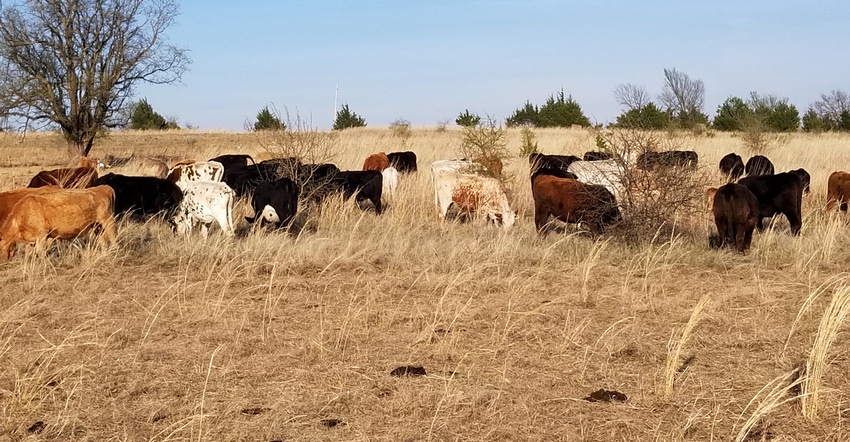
(1, 127), (849, 441)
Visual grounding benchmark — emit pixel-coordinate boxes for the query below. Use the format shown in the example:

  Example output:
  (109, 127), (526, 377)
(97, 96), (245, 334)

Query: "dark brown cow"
(711, 183), (759, 253)
(0, 186), (116, 260)
(362, 153), (390, 171)
(27, 156), (100, 189)
(738, 171), (804, 235)
(719, 153), (745, 182)
(531, 174), (619, 235)
(826, 171), (850, 212)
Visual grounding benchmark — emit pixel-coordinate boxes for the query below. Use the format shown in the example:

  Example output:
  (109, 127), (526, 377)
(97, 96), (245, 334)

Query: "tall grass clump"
(801, 283), (850, 419)
(733, 368), (806, 442)
(663, 295), (709, 399)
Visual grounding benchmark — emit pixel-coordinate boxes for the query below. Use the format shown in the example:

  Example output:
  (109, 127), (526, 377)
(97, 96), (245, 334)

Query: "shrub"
(455, 109), (481, 128)
(506, 101), (539, 127)
(518, 126), (539, 157)
(458, 117), (509, 180)
(129, 98), (167, 130)
(333, 104), (366, 130)
(389, 117), (411, 140)
(536, 90), (591, 128)
(614, 102), (670, 130)
(254, 106), (285, 131)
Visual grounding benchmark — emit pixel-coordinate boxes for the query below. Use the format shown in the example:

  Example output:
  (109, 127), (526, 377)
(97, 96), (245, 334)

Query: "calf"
(719, 153), (745, 182)
(711, 183), (759, 253)
(826, 171), (850, 212)
(93, 173), (183, 220)
(171, 181), (235, 237)
(745, 155), (774, 176)
(387, 151), (417, 173)
(738, 171), (804, 235)
(245, 178), (299, 229)
(532, 174), (619, 235)
(0, 186), (116, 260)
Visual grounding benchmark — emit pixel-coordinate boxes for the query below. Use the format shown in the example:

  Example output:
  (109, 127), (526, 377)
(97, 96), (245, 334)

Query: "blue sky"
(135, 1), (849, 131)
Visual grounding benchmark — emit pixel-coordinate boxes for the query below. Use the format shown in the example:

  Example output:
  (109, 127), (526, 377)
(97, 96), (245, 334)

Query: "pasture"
(1, 127), (849, 441)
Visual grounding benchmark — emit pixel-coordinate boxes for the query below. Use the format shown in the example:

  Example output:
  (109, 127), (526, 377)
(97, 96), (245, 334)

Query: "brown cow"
(27, 156), (100, 189)
(711, 183), (759, 253)
(531, 174), (620, 235)
(0, 187), (62, 225)
(0, 186), (117, 260)
(826, 171), (850, 212)
(362, 152), (390, 171)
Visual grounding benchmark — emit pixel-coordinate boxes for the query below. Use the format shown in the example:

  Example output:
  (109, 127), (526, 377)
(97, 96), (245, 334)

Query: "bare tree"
(658, 68), (705, 126)
(614, 83), (650, 111)
(812, 89), (850, 125)
(0, 0), (190, 158)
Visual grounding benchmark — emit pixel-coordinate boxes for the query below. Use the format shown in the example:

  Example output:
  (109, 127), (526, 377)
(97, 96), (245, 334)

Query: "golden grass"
(0, 128), (848, 440)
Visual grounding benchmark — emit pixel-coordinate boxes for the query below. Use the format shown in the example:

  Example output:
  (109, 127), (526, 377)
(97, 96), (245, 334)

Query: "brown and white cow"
(170, 181), (235, 237)
(431, 160), (515, 230)
(0, 186), (116, 260)
(167, 161), (224, 190)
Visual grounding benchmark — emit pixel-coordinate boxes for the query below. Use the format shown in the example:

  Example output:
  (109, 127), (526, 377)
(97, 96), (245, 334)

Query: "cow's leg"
(199, 222), (209, 239)
(99, 216), (118, 246)
(534, 206), (549, 235)
(785, 209), (802, 236)
(0, 240), (14, 261)
(742, 225), (755, 252)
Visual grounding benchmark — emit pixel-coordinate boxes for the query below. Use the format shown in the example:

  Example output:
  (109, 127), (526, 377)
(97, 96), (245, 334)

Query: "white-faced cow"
(431, 160), (515, 230)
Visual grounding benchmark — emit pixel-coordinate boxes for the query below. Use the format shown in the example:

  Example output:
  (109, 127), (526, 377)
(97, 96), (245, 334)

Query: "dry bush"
(594, 127), (711, 242)
(457, 117), (510, 180)
(252, 109), (338, 166)
(739, 116), (790, 155)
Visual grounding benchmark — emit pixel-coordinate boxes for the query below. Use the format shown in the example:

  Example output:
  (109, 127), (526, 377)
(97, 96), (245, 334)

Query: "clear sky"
(134, 0), (849, 131)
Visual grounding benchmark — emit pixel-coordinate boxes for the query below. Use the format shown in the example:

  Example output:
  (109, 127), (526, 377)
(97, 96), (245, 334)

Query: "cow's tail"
(725, 208), (736, 247)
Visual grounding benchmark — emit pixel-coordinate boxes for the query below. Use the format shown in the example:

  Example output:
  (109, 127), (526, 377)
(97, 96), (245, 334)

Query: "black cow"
(738, 172), (804, 235)
(209, 154), (255, 172)
(583, 151), (612, 161)
(719, 153), (745, 182)
(637, 151), (698, 171)
(387, 151), (418, 173)
(530, 167), (578, 182)
(529, 153), (581, 175)
(223, 164), (276, 197)
(245, 178), (299, 229)
(745, 155), (774, 176)
(328, 170), (383, 213)
(711, 183), (760, 253)
(789, 168), (811, 194)
(93, 173), (183, 220)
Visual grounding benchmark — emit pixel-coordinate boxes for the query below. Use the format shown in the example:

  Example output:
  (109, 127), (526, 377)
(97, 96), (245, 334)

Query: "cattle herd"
(0, 145), (849, 261)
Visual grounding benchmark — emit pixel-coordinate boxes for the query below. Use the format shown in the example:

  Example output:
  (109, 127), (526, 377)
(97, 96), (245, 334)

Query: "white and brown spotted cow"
(171, 181), (235, 237)
(431, 160), (515, 230)
(167, 161), (224, 190)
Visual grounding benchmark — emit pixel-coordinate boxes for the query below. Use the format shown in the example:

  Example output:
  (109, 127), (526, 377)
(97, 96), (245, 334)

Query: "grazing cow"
(134, 158), (169, 179)
(0, 187), (62, 226)
(387, 151), (417, 173)
(245, 178), (299, 229)
(209, 154), (255, 172)
(0, 186), (116, 260)
(583, 151), (612, 161)
(381, 167), (399, 203)
(28, 167), (98, 189)
(826, 171), (850, 212)
(532, 174), (619, 235)
(636, 151), (698, 172)
(567, 159), (625, 207)
(738, 172), (804, 235)
(745, 155), (774, 176)
(167, 161), (225, 190)
(93, 173), (183, 220)
(431, 160), (515, 230)
(529, 153), (581, 175)
(171, 181), (235, 237)
(789, 168), (811, 194)
(711, 183), (760, 253)
(719, 153), (745, 182)
(327, 170), (384, 213)
(363, 152), (390, 171)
